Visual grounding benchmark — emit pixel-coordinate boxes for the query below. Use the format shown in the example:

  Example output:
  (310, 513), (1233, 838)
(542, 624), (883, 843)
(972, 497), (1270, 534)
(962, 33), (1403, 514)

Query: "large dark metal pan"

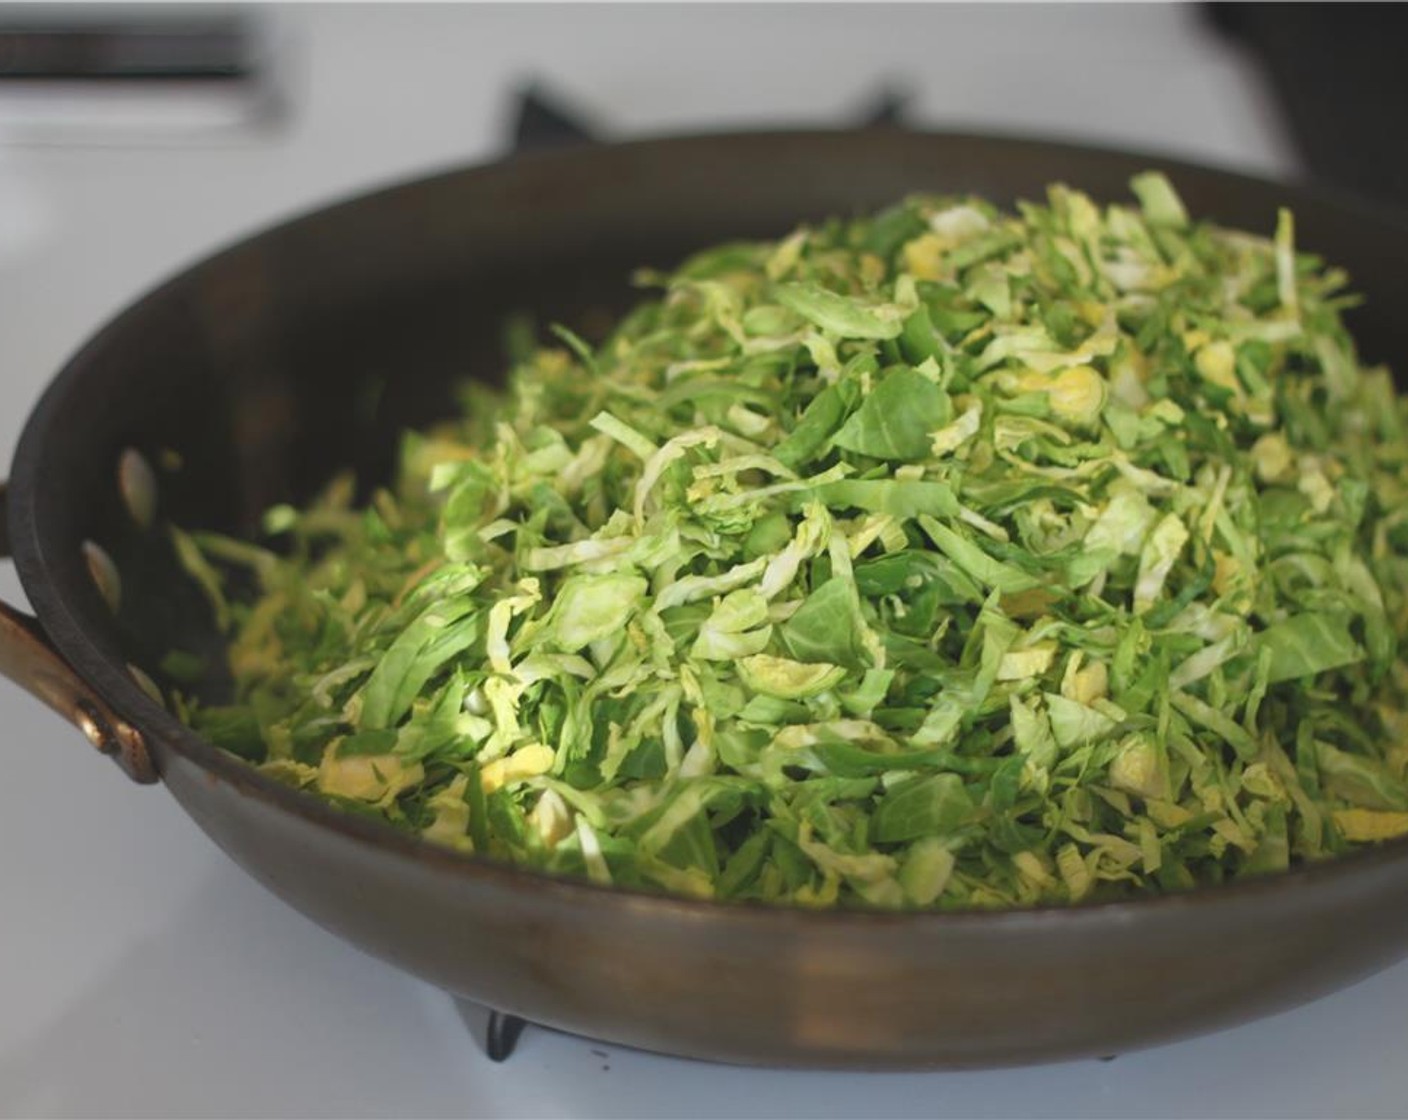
(5, 129), (1408, 1070)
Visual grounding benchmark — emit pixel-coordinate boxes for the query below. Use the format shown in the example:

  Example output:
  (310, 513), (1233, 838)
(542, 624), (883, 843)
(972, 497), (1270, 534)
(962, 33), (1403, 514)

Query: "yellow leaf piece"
(480, 743), (556, 794)
(1057, 843), (1092, 902)
(1251, 431), (1294, 483)
(422, 775), (474, 851)
(1063, 659), (1109, 706)
(1333, 809), (1408, 842)
(1108, 735), (1166, 801)
(1212, 818), (1255, 853)
(258, 759), (319, 789)
(1000, 586), (1059, 620)
(859, 252), (887, 287)
(1298, 460), (1336, 515)
(1212, 551), (1242, 597)
(997, 642), (1057, 682)
(899, 838), (956, 906)
(527, 788), (575, 849)
(1013, 364), (1108, 427)
(1134, 513), (1189, 614)
(1194, 340), (1239, 392)
(318, 747), (424, 803)
(738, 654), (846, 699)
(1076, 299), (1108, 328)
(1181, 328), (1211, 353)
(1240, 762), (1285, 801)
(1012, 850), (1056, 887)
(764, 228), (807, 281)
(1138, 817), (1162, 874)
(901, 232), (949, 281)
(930, 400), (984, 457)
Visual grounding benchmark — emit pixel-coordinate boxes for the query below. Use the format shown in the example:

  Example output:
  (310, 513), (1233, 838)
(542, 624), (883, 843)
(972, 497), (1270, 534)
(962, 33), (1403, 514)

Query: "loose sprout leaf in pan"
(172, 172), (1408, 910)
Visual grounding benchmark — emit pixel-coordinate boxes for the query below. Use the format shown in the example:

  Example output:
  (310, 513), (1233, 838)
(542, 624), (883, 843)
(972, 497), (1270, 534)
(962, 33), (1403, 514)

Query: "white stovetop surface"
(3, 5), (1407, 1117)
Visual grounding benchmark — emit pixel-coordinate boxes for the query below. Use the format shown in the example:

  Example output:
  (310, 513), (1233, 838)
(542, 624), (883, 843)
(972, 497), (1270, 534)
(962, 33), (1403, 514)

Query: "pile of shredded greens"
(174, 172), (1408, 910)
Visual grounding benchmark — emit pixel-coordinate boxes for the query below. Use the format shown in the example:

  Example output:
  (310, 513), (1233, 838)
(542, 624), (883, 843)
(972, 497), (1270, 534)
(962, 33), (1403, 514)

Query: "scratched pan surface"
(7, 130), (1408, 1069)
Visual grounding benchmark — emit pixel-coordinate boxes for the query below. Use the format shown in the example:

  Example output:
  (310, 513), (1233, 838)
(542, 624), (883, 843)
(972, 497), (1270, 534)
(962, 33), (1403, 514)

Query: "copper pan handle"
(0, 480), (156, 783)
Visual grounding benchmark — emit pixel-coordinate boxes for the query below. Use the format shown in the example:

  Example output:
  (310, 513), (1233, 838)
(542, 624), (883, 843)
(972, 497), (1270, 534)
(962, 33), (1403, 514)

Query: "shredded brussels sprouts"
(173, 173), (1408, 910)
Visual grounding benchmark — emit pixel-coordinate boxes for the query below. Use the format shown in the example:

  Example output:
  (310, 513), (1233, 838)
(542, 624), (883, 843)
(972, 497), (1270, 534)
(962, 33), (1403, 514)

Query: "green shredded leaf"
(773, 281), (906, 340)
(872, 773), (978, 844)
(833, 367), (951, 461)
(360, 596), (482, 730)
(1130, 170), (1190, 229)
(1258, 613), (1364, 684)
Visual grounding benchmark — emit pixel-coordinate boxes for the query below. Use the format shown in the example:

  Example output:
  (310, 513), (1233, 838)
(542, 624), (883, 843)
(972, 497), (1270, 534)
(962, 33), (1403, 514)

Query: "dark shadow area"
(1207, 3), (1408, 214)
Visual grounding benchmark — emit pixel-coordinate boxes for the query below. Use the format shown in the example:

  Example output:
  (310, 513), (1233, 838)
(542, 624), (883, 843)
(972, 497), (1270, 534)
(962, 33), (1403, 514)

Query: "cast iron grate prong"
(858, 82), (914, 129)
(485, 1010), (529, 1063)
(456, 998), (532, 1063)
(506, 77), (915, 159)
(509, 81), (600, 153)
